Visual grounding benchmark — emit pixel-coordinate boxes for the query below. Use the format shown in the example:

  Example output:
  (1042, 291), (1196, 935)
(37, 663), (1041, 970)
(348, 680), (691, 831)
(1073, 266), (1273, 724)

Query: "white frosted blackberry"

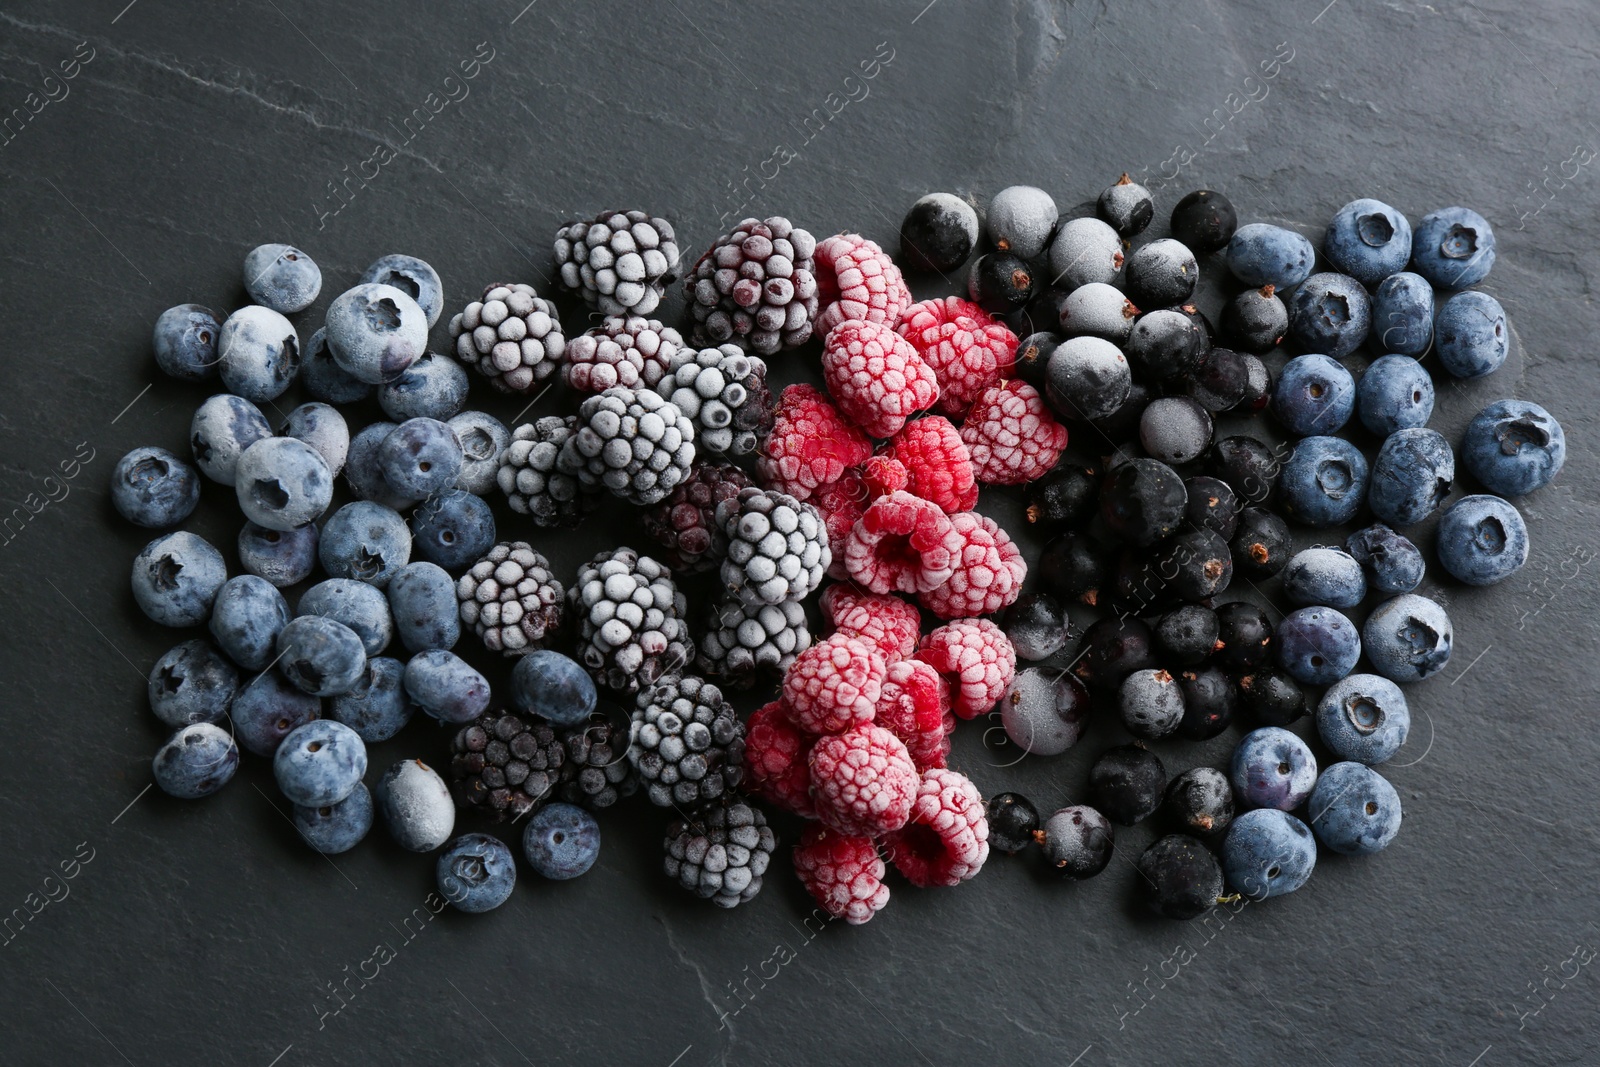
(456, 542), (565, 656)
(684, 216), (819, 355)
(629, 674), (745, 809)
(558, 387), (696, 507)
(662, 799), (774, 908)
(697, 597), (811, 688)
(496, 416), (600, 528)
(653, 345), (774, 457)
(715, 487), (829, 607)
(569, 548), (691, 692)
(448, 282), (565, 394)
(553, 209), (680, 316)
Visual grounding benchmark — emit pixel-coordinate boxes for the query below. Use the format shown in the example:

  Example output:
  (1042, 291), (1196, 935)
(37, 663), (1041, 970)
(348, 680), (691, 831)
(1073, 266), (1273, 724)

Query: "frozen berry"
(1138, 834), (1225, 919)
(1072, 615), (1156, 693)
(1002, 591), (1071, 662)
(1139, 396), (1213, 466)
(1176, 666), (1237, 740)
(897, 296), (1019, 418)
(917, 511), (1026, 620)
(821, 584), (922, 663)
(1237, 669), (1308, 726)
(757, 384), (872, 502)
(1164, 767), (1234, 836)
(960, 380), (1070, 485)
(1097, 173), (1154, 238)
(967, 252), (1036, 314)
(783, 634), (887, 735)
(900, 192), (979, 274)
(1169, 189), (1237, 254)
(1100, 458), (1187, 546)
(1124, 239), (1198, 309)
(1208, 435), (1279, 506)
(1001, 667), (1090, 755)
(987, 792), (1041, 854)
(792, 823), (889, 925)
(874, 658), (952, 772)
(1183, 475), (1241, 540)
(821, 319), (939, 439)
(1222, 285), (1287, 353)
(1045, 336), (1132, 422)
(1026, 463), (1099, 532)
(1119, 669), (1185, 740)
(1126, 308), (1207, 385)
(916, 618), (1016, 720)
(1154, 605), (1221, 666)
(1213, 601), (1274, 672)
(1230, 506), (1292, 579)
(881, 767), (989, 887)
(814, 233), (911, 334)
(809, 724), (918, 838)
(742, 700), (815, 817)
(1089, 743), (1167, 825)
(881, 415), (979, 513)
(1037, 805), (1114, 879)
(843, 490), (963, 595)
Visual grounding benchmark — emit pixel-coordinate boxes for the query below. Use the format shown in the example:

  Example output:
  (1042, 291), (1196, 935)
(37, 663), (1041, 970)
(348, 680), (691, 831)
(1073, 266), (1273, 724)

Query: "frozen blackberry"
(569, 548), (692, 693)
(987, 792), (1041, 854)
(456, 542), (565, 656)
(662, 798), (775, 908)
(553, 209), (680, 316)
(448, 282), (565, 394)
(559, 387), (696, 507)
(449, 712), (564, 821)
(654, 345), (774, 457)
(1097, 173), (1155, 238)
(698, 597), (811, 687)
(562, 315), (683, 395)
(557, 717), (639, 810)
(630, 674), (745, 809)
(685, 216), (819, 354)
(641, 462), (753, 574)
(496, 416), (601, 528)
(717, 487), (829, 607)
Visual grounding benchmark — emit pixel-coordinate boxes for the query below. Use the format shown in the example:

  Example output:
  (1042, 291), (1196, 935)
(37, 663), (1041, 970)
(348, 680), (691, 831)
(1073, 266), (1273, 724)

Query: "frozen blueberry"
(1045, 335), (1132, 421)
(209, 574), (291, 670)
(1280, 547), (1366, 609)
(1236, 669), (1306, 727)
(238, 521), (318, 587)
(986, 793), (1041, 854)
(1276, 606), (1360, 686)
(1287, 273), (1370, 360)
(112, 446), (201, 528)
(987, 185), (1058, 260)
(190, 393), (272, 487)
(218, 306), (300, 403)
(1139, 396), (1213, 465)
(1230, 726), (1317, 811)
(1100, 458), (1187, 546)
(1434, 291), (1508, 379)
(510, 650), (596, 727)
(523, 802), (600, 879)
(276, 615), (367, 697)
(1221, 285), (1287, 354)
(1212, 601), (1274, 672)
(1346, 524), (1424, 594)
(1000, 668), (1090, 756)
(298, 578), (393, 656)
(1369, 427), (1454, 527)
(1361, 593), (1452, 683)
(148, 640), (238, 728)
(325, 282), (428, 384)
(404, 649), (490, 723)
(1137, 835), (1224, 920)
(967, 252), (1035, 313)
(344, 422), (421, 512)
(1039, 805), (1115, 879)
(1316, 674), (1409, 765)
(1221, 808), (1315, 899)
(1002, 591), (1071, 661)
(1271, 354), (1355, 437)
(448, 411), (510, 496)
(132, 530), (227, 627)
(1309, 762), (1402, 856)
(386, 562), (461, 654)
(1119, 669), (1185, 740)
(293, 782), (373, 854)
(1124, 239), (1198, 310)
(378, 417), (463, 499)
(1437, 494), (1528, 586)
(152, 304), (221, 381)
(1176, 666), (1237, 740)
(280, 402), (350, 476)
(1277, 436), (1368, 527)
(360, 253), (444, 326)
(1164, 767), (1234, 836)
(319, 501), (412, 588)
(1058, 282), (1139, 343)
(1322, 198), (1412, 286)
(409, 489), (495, 574)
(1089, 743), (1167, 825)
(1125, 308), (1206, 385)
(377, 759), (455, 852)
(1371, 272), (1434, 356)
(231, 670), (320, 756)
(1461, 399), (1565, 497)
(234, 437), (334, 532)
(1357, 354), (1434, 436)
(1048, 217), (1124, 290)
(437, 833), (517, 913)
(1097, 173), (1155, 238)
(379, 352), (470, 422)
(1169, 189), (1237, 255)
(1410, 206), (1495, 289)
(1225, 223), (1315, 289)
(244, 243), (322, 313)
(274, 719), (367, 807)
(328, 657), (414, 742)
(300, 326), (372, 405)
(152, 723), (239, 800)
(899, 192), (980, 274)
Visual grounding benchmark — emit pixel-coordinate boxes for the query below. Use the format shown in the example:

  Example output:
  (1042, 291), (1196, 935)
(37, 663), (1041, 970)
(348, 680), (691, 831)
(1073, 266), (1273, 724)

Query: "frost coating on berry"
(916, 619), (1017, 719)
(897, 296), (1019, 418)
(663, 799), (774, 909)
(758, 384), (873, 501)
(559, 386), (696, 506)
(448, 712), (563, 821)
(875, 658), (952, 771)
(655, 344), (775, 457)
(629, 675), (745, 808)
(742, 700), (816, 817)
(918, 512), (1026, 619)
(686, 216), (820, 354)
(782, 633), (887, 735)
(821, 320), (940, 439)
(569, 548), (691, 692)
(960, 380), (1070, 485)
(808, 724), (918, 838)
(882, 416), (979, 513)
(449, 282), (565, 394)
(793, 823), (889, 925)
(843, 491), (963, 595)
(641, 462), (753, 574)
(882, 767), (989, 887)
(698, 596), (811, 686)
(456, 542), (565, 655)
(813, 233), (911, 335)
(821, 584), (922, 663)
(496, 416), (600, 528)
(553, 209), (680, 316)
(716, 486), (830, 606)
(562, 315), (683, 394)
(811, 469), (870, 580)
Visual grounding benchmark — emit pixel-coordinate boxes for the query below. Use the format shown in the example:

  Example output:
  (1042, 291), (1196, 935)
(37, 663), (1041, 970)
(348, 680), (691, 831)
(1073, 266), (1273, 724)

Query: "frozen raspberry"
(742, 700), (816, 818)
(841, 491), (962, 596)
(792, 824), (890, 926)
(808, 724), (918, 838)
(918, 511), (1027, 620)
(881, 767), (990, 887)
(781, 633), (886, 735)
(897, 296), (1020, 418)
(810, 469), (869, 581)
(813, 234), (912, 336)
(821, 320), (940, 439)
(821, 584), (922, 663)
(960, 380), (1070, 485)
(757, 384), (872, 502)
(881, 416), (979, 514)
(916, 618), (1017, 719)
(875, 658), (952, 771)
(861, 455), (908, 498)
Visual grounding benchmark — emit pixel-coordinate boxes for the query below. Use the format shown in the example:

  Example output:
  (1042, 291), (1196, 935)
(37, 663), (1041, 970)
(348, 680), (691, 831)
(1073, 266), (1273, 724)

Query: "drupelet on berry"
(821, 319), (940, 439)
(917, 511), (1027, 619)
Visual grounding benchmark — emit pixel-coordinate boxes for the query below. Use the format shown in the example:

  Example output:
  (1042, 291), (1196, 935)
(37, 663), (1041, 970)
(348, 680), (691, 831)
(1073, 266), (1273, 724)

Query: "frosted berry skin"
(1323, 198), (1413, 286)
(882, 416), (979, 514)
(319, 501), (412, 589)
(132, 530), (227, 628)
(716, 487), (829, 607)
(757, 383), (872, 502)
(523, 803), (601, 880)
(684, 216), (819, 354)
(377, 759), (455, 853)
(1278, 436), (1369, 528)
(917, 511), (1026, 620)
(409, 489), (496, 574)
(436, 833), (517, 912)
(900, 192), (979, 274)
(273, 720), (367, 808)
(326, 282), (428, 385)
(234, 437), (334, 532)
(564, 315), (681, 396)
(1316, 674), (1410, 765)
(1437, 494), (1529, 586)
(809, 725), (919, 838)
(378, 352), (470, 423)
(448, 411), (510, 496)
(1226, 223), (1316, 289)
(293, 782), (373, 854)
(1369, 428), (1454, 527)
(281, 402), (350, 477)
(448, 281), (566, 394)
(1089, 743), (1167, 825)
(1123, 238), (1198, 309)
(1222, 285), (1288, 354)
(698, 597), (811, 685)
(378, 417), (464, 500)
(1410, 205), (1495, 289)
(843, 491), (963, 595)
(360, 254), (444, 326)
(277, 615), (368, 698)
(1045, 335), (1133, 421)
(1461, 399), (1565, 497)
(793, 824), (889, 925)
(190, 394), (272, 487)
(1230, 727), (1318, 811)
(153, 304), (221, 382)
(1309, 762), (1402, 856)
(881, 767), (989, 888)
(112, 446), (201, 528)
(961, 380), (1069, 485)
(1434, 291), (1509, 379)
(152, 723), (239, 800)
(328, 658), (414, 743)
(916, 619), (1016, 720)
(743, 700), (816, 817)
(876, 658), (952, 771)
(1058, 282), (1139, 343)
(230, 671), (320, 758)
(822, 320), (940, 439)
(300, 578), (394, 657)
(148, 640), (238, 729)
(1221, 808), (1316, 899)
(301, 328), (372, 405)
(510, 650), (596, 727)
(1039, 805), (1114, 879)
(218, 305), (300, 403)
(1138, 396), (1213, 466)
(244, 243), (322, 313)
(662, 800), (773, 908)
(655, 345), (775, 457)
(403, 649), (490, 723)
(1280, 547), (1367, 610)
(783, 633), (887, 735)
(344, 422), (420, 512)
(1357, 354), (1434, 436)
(1164, 767), (1235, 837)
(1276, 606), (1361, 686)
(553, 209), (681, 317)
(1001, 668), (1090, 756)
(1346, 524), (1424, 595)
(1272, 354), (1356, 437)
(896, 296), (1019, 418)
(560, 386), (697, 507)
(1048, 217), (1124, 290)
(1097, 173), (1154, 238)
(822, 585), (922, 663)
(1371, 272), (1434, 356)
(813, 233), (911, 335)
(209, 575), (291, 670)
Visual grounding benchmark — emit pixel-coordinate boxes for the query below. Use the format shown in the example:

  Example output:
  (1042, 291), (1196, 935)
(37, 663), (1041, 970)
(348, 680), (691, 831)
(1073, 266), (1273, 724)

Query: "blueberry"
(218, 306), (300, 403)
(1001, 591), (1071, 661)
(1088, 743), (1167, 825)
(300, 327), (373, 405)
(280, 402), (350, 476)
(190, 394), (272, 487)
(328, 657), (415, 742)
(1370, 272), (1434, 356)
(378, 417), (464, 499)
(1461, 399), (1565, 496)
(1169, 189), (1237, 255)
(1038, 805), (1114, 879)
(1118, 669), (1185, 740)
(377, 759), (455, 852)
(152, 723), (239, 800)
(1044, 336), (1132, 421)
(325, 283), (428, 384)
(148, 640), (238, 728)
(447, 411), (511, 496)
(293, 782), (373, 854)
(986, 185), (1058, 260)
(1225, 223), (1316, 289)
(1124, 239), (1198, 309)
(1345, 524), (1424, 594)
(230, 670), (320, 756)
(1287, 273), (1370, 360)
(360, 253), (444, 326)
(1434, 291), (1508, 379)
(238, 520), (319, 587)
(1048, 217), (1124, 290)
(345, 422), (422, 511)
(1208, 435), (1279, 506)
(1230, 727), (1318, 811)
(1139, 396), (1213, 465)
(1175, 666), (1237, 740)
(985, 793), (1041, 854)
(209, 574), (291, 670)
(243, 243), (322, 313)
(152, 304), (221, 381)
(1100, 458), (1187, 546)
(1275, 606), (1360, 685)
(1057, 282), (1138, 343)
(276, 615), (367, 697)
(1164, 767), (1235, 836)
(1220, 808), (1316, 899)
(1186, 347), (1250, 414)
(1154, 605), (1220, 666)
(967, 252), (1035, 313)
(1212, 601), (1274, 672)
(319, 501), (412, 588)
(1125, 308), (1206, 385)
(298, 578), (394, 656)
(234, 437), (334, 532)
(899, 192), (979, 274)
(132, 530), (227, 627)
(1183, 475), (1241, 540)
(1410, 205), (1495, 289)
(1277, 436), (1368, 527)
(1271, 354), (1356, 437)
(410, 490), (496, 573)
(1437, 494), (1529, 586)
(1280, 547), (1366, 609)
(510, 650), (596, 727)
(405, 649), (491, 723)
(1236, 669), (1307, 727)
(1000, 667), (1090, 755)
(1357, 354), (1434, 436)
(437, 833), (517, 913)
(1308, 762), (1402, 856)
(1221, 284), (1287, 354)
(1322, 198), (1412, 286)
(1097, 173), (1154, 237)
(1038, 532), (1112, 608)
(1361, 593), (1452, 683)
(1315, 674), (1410, 765)
(1369, 427), (1454, 527)
(1137, 835), (1225, 920)
(522, 802), (600, 879)
(386, 562), (461, 654)
(379, 352), (470, 422)
(274, 720), (367, 807)
(111, 446), (201, 528)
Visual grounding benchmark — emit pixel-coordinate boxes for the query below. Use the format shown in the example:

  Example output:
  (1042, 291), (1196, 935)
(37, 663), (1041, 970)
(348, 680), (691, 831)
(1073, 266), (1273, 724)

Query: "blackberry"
(496, 416), (601, 528)
(569, 547), (692, 692)
(553, 209), (680, 316)
(448, 712), (564, 821)
(557, 717), (639, 810)
(562, 315), (683, 395)
(559, 386), (696, 507)
(456, 542), (565, 655)
(717, 487), (829, 607)
(662, 798), (775, 908)
(697, 596), (811, 687)
(641, 462), (753, 574)
(630, 674), (746, 809)
(685, 216), (819, 354)
(654, 345), (775, 457)
(448, 282), (565, 394)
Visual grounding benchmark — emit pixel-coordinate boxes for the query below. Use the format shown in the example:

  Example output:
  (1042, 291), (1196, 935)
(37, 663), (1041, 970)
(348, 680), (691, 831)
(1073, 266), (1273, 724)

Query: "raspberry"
(810, 469), (870, 580)
(959, 380), (1070, 485)
(821, 320), (940, 439)
(881, 767), (989, 887)
(881, 416), (979, 513)
(861, 455), (908, 498)
(808, 724), (918, 838)
(757, 384), (872, 502)
(820, 584), (922, 663)
(841, 491), (963, 595)
(875, 658), (951, 771)
(897, 296), (1019, 418)
(782, 633), (887, 735)
(792, 824), (889, 926)
(742, 700), (816, 818)
(813, 234), (912, 336)
(917, 511), (1027, 620)
(916, 618), (1017, 719)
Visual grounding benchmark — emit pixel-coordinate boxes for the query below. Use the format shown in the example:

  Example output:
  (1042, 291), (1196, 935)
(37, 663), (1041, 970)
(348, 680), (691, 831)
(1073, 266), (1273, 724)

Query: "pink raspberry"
(757, 384), (872, 501)
(959, 380), (1070, 485)
(782, 633), (886, 735)
(917, 512), (1027, 619)
(896, 296), (1019, 418)
(821, 320), (940, 439)
(842, 491), (963, 595)
(881, 767), (990, 887)
(742, 700), (816, 818)
(861, 455), (908, 498)
(916, 618), (1017, 719)
(814, 234), (912, 336)
(792, 823), (890, 926)
(875, 658), (951, 771)
(808, 724), (918, 837)
(821, 584), (922, 663)
(561, 315), (682, 395)
(881, 416), (978, 514)
(810, 469), (870, 580)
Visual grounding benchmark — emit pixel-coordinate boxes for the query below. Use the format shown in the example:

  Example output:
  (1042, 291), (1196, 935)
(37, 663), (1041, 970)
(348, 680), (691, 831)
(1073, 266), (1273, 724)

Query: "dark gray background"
(2, 1), (1597, 1064)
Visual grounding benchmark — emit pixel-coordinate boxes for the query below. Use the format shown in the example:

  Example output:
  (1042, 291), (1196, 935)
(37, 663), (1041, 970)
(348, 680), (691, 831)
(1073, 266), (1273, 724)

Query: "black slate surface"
(2, 1), (1598, 1065)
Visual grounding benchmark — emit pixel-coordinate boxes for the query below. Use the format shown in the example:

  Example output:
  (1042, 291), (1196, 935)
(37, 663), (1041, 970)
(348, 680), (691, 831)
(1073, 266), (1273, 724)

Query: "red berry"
(810, 469), (870, 580)
(814, 234), (912, 336)
(821, 584), (922, 663)
(881, 416), (979, 513)
(808, 724), (918, 837)
(917, 511), (1027, 619)
(842, 491), (964, 595)
(757, 383), (872, 501)
(861, 455), (909, 498)
(881, 767), (990, 887)
(782, 633), (887, 735)
(916, 618), (1017, 719)
(792, 823), (889, 925)
(822, 320), (940, 439)
(875, 658), (951, 771)
(897, 296), (1020, 418)
(960, 380), (1070, 485)
(743, 700), (816, 817)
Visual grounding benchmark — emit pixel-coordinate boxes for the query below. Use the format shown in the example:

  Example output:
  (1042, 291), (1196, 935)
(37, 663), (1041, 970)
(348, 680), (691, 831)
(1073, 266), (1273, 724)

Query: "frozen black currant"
(1187, 347), (1251, 413)
(900, 192), (979, 274)
(1072, 616), (1157, 694)
(1139, 397), (1214, 466)
(1212, 601), (1274, 672)
(1176, 665), (1237, 740)
(1138, 835), (1225, 920)
(1026, 463), (1099, 533)
(1013, 331), (1060, 390)
(1037, 805), (1115, 879)
(1154, 605), (1221, 666)
(1222, 285), (1288, 353)
(1154, 528), (1233, 602)
(1236, 354), (1272, 414)
(1230, 506), (1292, 580)
(1089, 744), (1168, 825)
(1169, 189), (1238, 255)
(1090, 377), (1151, 442)
(1183, 475), (1241, 540)
(1236, 669), (1308, 726)
(1208, 435), (1280, 505)
(1097, 173), (1155, 238)
(1118, 668), (1186, 740)
(987, 793), (1042, 854)
(968, 252), (1036, 314)
(1002, 591), (1072, 661)
(1164, 767), (1235, 837)
(1039, 532), (1113, 609)
(1126, 308), (1208, 385)
(1123, 239), (1198, 309)
(1100, 458), (1188, 546)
